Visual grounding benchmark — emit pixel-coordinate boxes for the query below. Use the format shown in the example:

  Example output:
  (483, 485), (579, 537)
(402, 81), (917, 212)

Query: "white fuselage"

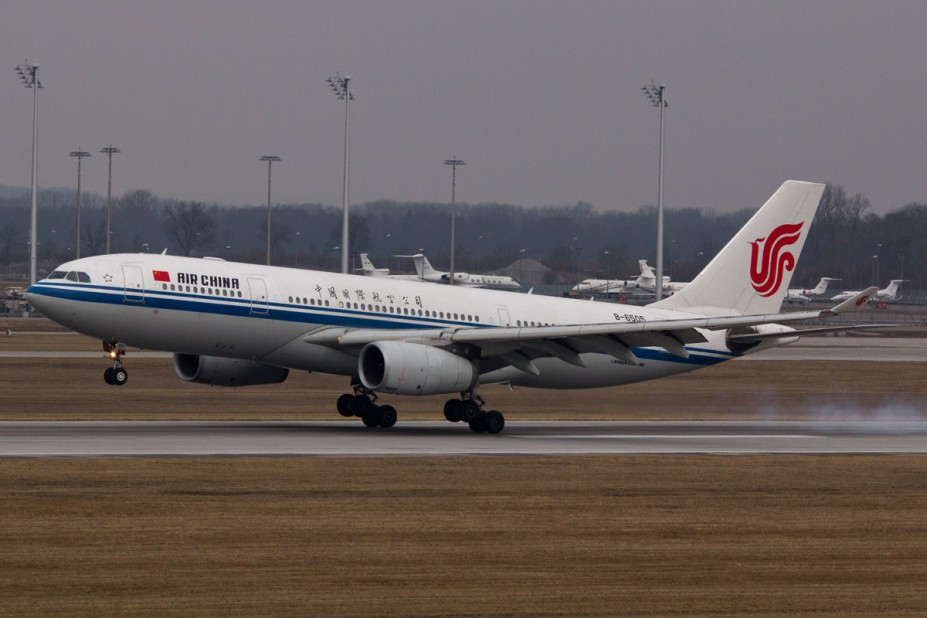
(27, 254), (749, 390)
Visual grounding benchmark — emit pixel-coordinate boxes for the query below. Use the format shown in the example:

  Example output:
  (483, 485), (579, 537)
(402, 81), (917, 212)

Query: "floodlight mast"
(327, 73), (354, 274)
(69, 150), (91, 259)
(15, 62), (41, 286)
(642, 81), (667, 301)
(259, 155), (281, 265)
(444, 159), (465, 284)
(101, 145), (121, 254)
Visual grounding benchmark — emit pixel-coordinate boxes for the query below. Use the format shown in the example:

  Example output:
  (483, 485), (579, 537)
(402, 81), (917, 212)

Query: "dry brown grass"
(2, 457), (927, 616)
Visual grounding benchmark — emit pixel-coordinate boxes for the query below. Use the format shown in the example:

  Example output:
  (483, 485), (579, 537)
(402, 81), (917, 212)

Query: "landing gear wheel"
(104, 367), (115, 385)
(443, 399), (462, 423)
(459, 400), (481, 424)
(484, 410), (505, 434)
(378, 405), (397, 428)
(468, 414), (487, 434)
(337, 394), (354, 417)
(111, 368), (128, 386)
(362, 407), (382, 428)
(351, 394), (374, 417)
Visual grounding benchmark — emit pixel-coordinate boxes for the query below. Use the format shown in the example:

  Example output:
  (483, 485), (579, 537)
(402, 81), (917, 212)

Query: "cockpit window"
(48, 271), (91, 283)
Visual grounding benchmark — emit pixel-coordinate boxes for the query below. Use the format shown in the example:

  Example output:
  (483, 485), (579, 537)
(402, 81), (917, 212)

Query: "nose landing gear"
(103, 341), (128, 386)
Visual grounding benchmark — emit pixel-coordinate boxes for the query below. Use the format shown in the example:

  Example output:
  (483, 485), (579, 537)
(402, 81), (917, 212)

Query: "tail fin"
(410, 254), (433, 278)
(879, 279), (904, 300)
(360, 253), (376, 271)
(652, 180), (825, 315)
(812, 277), (838, 295)
(419, 255), (438, 276)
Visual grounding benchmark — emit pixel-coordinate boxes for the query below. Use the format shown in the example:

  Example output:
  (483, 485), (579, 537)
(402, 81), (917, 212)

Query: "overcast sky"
(1, 1), (925, 214)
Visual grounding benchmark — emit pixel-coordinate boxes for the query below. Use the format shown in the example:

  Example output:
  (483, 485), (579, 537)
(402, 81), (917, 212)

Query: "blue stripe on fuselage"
(28, 281), (733, 366)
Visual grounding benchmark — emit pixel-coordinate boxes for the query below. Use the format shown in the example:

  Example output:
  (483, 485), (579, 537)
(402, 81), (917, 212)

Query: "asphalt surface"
(3, 420), (927, 456)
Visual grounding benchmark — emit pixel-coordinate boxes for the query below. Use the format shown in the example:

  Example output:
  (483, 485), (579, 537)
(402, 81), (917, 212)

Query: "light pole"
(519, 248), (526, 287)
(259, 155), (281, 265)
(100, 145), (121, 254)
(15, 62), (41, 285)
(69, 149), (91, 259)
(444, 158), (465, 284)
(642, 81), (667, 301)
(604, 250), (611, 297)
(327, 73), (354, 274)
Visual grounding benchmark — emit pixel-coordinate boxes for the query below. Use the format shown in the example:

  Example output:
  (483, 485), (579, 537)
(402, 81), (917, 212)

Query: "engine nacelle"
(358, 341), (477, 396)
(173, 354), (289, 387)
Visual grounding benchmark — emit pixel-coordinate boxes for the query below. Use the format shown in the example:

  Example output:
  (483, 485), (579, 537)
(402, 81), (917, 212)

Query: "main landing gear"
(443, 393), (505, 434)
(336, 386), (397, 429)
(102, 341), (128, 386)
(335, 386), (505, 434)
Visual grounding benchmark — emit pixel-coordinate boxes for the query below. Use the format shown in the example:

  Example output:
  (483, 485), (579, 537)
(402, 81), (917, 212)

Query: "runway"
(3, 420), (927, 456)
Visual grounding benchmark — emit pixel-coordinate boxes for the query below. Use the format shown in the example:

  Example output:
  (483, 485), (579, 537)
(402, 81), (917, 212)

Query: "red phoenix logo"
(749, 222), (804, 297)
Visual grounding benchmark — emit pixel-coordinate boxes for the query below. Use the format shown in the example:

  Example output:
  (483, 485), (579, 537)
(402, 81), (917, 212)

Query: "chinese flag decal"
(152, 270), (171, 282)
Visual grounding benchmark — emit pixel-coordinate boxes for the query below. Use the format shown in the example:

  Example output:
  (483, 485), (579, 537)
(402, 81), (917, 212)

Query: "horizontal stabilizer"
(828, 287), (880, 314)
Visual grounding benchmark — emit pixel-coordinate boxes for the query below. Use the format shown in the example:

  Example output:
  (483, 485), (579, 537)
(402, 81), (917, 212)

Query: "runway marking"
(521, 434), (821, 440)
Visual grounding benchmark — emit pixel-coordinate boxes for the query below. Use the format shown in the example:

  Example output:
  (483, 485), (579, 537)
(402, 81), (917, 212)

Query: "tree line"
(1, 183), (924, 289)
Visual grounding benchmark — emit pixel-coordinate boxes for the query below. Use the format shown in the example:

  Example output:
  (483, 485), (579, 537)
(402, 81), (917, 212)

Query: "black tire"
(103, 367), (115, 385)
(443, 399), (462, 423)
(112, 368), (128, 386)
(351, 394), (373, 417)
(468, 414), (487, 434)
(484, 410), (505, 434)
(459, 400), (480, 424)
(379, 405), (398, 428)
(361, 407), (381, 428)
(336, 394), (354, 417)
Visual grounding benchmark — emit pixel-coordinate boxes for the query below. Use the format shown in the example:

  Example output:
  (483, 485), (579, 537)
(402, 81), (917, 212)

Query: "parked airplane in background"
(785, 277), (840, 304)
(406, 254), (522, 290)
(830, 279), (905, 303)
(357, 254), (421, 282)
(27, 181), (878, 435)
(571, 277), (641, 296)
(636, 260), (690, 295)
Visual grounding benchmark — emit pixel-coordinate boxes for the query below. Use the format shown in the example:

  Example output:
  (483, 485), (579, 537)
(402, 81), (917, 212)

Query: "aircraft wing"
(311, 288), (880, 372)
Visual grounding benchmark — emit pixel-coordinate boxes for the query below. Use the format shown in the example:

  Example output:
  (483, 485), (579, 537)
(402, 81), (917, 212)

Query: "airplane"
(784, 277), (840, 304)
(636, 260), (689, 295)
(357, 253), (421, 282)
(830, 279), (905, 303)
(571, 277), (641, 296)
(27, 180), (880, 435)
(406, 254), (522, 290)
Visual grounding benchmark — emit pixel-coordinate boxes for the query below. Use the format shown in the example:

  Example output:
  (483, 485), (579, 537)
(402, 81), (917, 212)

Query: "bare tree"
(163, 200), (215, 256)
(0, 224), (22, 266)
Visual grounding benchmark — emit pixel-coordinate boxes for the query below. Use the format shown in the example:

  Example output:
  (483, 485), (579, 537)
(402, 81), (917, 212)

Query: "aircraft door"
(247, 278), (269, 315)
(122, 265), (145, 303)
(497, 307), (511, 326)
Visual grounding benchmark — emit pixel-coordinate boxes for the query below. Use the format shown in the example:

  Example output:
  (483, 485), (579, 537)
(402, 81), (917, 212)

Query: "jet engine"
(173, 354), (289, 387)
(358, 341), (477, 396)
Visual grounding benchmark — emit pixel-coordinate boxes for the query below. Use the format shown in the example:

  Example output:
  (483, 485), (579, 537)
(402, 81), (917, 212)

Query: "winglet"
(827, 286), (879, 314)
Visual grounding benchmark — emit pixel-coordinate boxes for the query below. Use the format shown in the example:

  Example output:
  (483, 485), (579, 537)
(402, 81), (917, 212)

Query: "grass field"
(3, 321), (927, 615)
(3, 457), (927, 616)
